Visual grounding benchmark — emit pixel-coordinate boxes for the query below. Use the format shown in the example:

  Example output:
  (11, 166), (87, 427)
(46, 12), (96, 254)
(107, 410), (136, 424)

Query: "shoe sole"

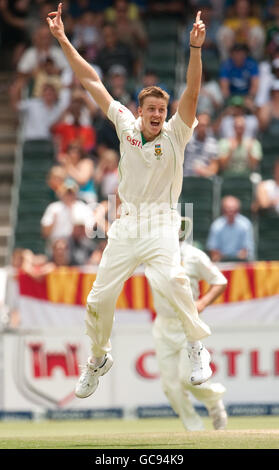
(75, 379), (99, 399)
(75, 356), (113, 399)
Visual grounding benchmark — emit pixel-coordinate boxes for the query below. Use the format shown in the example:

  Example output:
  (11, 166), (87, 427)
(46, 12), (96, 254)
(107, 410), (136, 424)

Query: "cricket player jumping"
(47, 4), (212, 398)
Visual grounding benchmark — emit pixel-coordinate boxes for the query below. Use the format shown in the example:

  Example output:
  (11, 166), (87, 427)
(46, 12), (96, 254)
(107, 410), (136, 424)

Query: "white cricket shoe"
(75, 353), (113, 399)
(209, 400), (228, 430)
(187, 344), (212, 385)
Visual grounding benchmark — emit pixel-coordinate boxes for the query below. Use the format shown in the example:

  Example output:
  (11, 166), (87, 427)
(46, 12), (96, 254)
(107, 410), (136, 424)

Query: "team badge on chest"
(154, 144), (163, 160)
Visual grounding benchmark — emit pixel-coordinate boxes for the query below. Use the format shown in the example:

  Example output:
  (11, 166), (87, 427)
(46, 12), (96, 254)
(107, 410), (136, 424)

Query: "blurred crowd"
(1, 0), (279, 324)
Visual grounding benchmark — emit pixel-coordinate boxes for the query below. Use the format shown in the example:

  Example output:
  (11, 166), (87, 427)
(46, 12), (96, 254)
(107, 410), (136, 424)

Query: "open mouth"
(150, 120), (160, 128)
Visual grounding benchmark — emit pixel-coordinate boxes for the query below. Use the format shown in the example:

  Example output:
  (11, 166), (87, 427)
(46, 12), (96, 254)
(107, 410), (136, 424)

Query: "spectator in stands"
(24, 2), (64, 37)
(207, 195), (255, 261)
(217, 0), (265, 60)
(106, 64), (133, 107)
(12, 82), (70, 142)
(254, 159), (279, 215)
(40, 179), (94, 245)
(50, 238), (71, 266)
(46, 165), (67, 201)
(71, 10), (104, 63)
(52, 90), (97, 153)
(57, 143), (97, 204)
(95, 148), (119, 199)
(219, 43), (259, 101)
(215, 95), (259, 139)
(31, 56), (63, 98)
(183, 112), (219, 178)
(105, 0), (142, 22)
(257, 79), (279, 134)
(197, 68), (224, 118)
(218, 115), (262, 176)
(255, 53), (279, 108)
(265, 0), (279, 59)
(68, 214), (99, 266)
(0, 0), (31, 66)
(106, 0), (147, 50)
(95, 23), (137, 79)
(10, 24), (69, 104)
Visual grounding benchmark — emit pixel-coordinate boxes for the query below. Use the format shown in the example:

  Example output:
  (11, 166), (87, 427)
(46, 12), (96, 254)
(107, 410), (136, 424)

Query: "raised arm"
(178, 11), (205, 127)
(47, 3), (113, 115)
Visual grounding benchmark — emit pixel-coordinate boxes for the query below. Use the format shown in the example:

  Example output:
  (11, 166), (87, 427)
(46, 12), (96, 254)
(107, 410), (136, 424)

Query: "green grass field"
(0, 416), (278, 449)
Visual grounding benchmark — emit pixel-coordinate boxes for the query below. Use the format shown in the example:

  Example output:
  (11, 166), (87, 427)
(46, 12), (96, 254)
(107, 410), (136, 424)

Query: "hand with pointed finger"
(190, 11), (206, 48)
(46, 2), (65, 41)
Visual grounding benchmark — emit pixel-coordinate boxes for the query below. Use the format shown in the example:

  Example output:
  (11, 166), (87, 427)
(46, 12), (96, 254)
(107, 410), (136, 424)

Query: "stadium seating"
(14, 139), (55, 253)
(259, 130), (279, 179)
(220, 175), (254, 219)
(260, 150), (279, 180)
(145, 18), (179, 41)
(179, 177), (215, 248)
(144, 18), (180, 94)
(257, 209), (279, 260)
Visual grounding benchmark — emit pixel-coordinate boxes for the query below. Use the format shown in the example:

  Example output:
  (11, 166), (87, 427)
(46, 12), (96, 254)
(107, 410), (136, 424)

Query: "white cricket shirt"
(154, 242), (227, 318)
(180, 242), (228, 301)
(107, 100), (198, 216)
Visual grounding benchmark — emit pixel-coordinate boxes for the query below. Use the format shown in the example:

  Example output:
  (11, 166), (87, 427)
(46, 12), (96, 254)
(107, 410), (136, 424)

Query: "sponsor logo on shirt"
(127, 135), (142, 148)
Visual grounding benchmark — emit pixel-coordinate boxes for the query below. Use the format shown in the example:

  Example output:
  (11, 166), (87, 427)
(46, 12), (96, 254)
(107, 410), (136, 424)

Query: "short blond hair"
(138, 86), (170, 107)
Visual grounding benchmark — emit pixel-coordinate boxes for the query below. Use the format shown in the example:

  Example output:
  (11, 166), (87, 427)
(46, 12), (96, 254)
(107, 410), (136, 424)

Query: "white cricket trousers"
(86, 215), (211, 357)
(152, 316), (226, 431)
